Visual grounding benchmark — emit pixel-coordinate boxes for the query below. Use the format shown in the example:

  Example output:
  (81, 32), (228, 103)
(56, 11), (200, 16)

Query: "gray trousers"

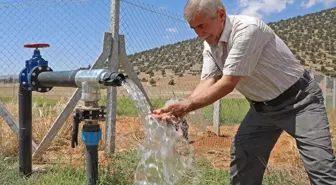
(230, 72), (336, 185)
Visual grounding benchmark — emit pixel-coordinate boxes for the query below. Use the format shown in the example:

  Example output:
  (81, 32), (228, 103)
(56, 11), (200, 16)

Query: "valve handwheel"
(24, 43), (50, 49)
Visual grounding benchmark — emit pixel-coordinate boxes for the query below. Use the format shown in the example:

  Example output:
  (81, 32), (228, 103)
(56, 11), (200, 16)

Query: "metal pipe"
(83, 122), (100, 185)
(85, 143), (99, 185)
(19, 85), (32, 177)
(83, 102), (101, 185)
(75, 69), (108, 88)
(37, 70), (78, 88)
(37, 69), (124, 89)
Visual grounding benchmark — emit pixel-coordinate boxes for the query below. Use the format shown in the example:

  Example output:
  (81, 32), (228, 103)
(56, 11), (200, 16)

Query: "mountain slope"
(128, 7), (336, 77)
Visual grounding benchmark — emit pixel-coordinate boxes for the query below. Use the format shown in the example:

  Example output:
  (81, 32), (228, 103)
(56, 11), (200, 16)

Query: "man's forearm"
(185, 76), (237, 112)
(189, 76), (220, 98)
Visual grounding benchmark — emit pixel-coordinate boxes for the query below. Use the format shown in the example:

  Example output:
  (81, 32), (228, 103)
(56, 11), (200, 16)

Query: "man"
(153, 0), (336, 184)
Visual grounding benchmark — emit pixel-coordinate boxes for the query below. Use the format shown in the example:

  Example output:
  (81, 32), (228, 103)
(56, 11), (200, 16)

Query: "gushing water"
(121, 79), (200, 185)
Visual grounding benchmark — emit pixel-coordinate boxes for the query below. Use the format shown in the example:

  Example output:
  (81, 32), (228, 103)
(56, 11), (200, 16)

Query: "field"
(0, 2), (335, 184)
(0, 73), (335, 185)
(0, 88), (335, 185)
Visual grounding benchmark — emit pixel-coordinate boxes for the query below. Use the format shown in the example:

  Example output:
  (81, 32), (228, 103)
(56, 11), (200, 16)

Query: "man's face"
(188, 9), (225, 45)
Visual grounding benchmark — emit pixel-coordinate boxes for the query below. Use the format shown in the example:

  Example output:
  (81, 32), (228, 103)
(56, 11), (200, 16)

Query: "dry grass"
(329, 109), (336, 150)
(0, 97), (75, 156)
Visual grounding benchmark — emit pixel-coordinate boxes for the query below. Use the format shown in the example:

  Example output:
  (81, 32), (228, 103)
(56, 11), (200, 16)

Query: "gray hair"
(184, 0), (225, 21)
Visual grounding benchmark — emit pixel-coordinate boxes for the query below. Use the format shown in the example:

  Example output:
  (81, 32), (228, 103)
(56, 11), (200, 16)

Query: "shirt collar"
(218, 15), (232, 44)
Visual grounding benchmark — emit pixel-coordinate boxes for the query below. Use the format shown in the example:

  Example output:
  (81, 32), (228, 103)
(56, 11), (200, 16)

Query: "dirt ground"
(38, 116), (301, 171)
(190, 125), (300, 170)
(115, 116), (301, 170)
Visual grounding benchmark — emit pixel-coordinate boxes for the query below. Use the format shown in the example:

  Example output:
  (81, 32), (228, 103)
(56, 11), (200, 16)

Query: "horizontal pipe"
(37, 70), (79, 88)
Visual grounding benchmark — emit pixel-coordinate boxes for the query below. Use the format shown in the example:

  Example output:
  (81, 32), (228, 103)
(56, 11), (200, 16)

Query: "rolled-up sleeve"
(223, 24), (271, 76)
(200, 43), (222, 80)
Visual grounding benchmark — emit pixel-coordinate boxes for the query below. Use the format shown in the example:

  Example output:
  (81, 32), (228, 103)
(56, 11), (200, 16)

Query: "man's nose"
(197, 33), (208, 40)
(193, 27), (204, 35)
(196, 31), (206, 38)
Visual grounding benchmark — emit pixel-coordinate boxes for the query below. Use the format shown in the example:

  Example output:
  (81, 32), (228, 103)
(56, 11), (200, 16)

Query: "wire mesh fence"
(0, 0), (335, 184)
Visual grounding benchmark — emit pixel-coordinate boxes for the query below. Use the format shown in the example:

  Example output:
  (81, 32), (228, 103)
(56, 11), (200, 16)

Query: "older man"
(153, 0), (336, 184)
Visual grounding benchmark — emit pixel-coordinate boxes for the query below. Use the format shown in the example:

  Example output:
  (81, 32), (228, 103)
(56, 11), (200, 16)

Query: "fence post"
(333, 78), (336, 109)
(213, 100), (221, 135)
(105, 0), (120, 154)
(324, 75), (327, 106)
(310, 68), (315, 79)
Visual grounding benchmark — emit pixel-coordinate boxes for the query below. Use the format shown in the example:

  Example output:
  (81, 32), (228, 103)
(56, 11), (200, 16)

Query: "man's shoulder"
(229, 14), (266, 28)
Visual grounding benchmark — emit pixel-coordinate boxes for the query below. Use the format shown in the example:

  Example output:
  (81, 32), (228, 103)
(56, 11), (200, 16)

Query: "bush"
(300, 59), (306, 65)
(161, 69), (166, 77)
(168, 79), (175, 86)
(149, 78), (156, 86)
(332, 59), (336, 64)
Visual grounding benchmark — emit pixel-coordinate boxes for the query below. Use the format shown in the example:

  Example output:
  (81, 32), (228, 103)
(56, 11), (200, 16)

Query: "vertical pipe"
(85, 144), (99, 185)
(19, 85), (32, 177)
(105, 0), (120, 154)
(83, 102), (100, 185)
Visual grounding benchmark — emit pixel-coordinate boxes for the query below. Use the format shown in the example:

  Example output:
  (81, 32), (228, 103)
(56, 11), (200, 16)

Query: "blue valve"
(19, 43), (52, 92)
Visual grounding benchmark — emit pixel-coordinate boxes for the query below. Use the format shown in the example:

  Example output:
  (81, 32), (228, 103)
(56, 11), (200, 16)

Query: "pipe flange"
(29, 66), (53, 93)
(75, 106), (106, 121)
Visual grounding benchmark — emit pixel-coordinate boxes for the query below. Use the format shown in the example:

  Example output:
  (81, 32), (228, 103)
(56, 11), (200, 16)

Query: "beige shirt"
(201, 15), (305, 101)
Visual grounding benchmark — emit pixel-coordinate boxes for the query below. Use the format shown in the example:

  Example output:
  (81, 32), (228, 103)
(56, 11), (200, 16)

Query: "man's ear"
(218, 9), (225, 21)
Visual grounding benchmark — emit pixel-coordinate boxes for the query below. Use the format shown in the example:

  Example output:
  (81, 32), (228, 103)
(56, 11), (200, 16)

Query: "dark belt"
(248, 70), (311, 109)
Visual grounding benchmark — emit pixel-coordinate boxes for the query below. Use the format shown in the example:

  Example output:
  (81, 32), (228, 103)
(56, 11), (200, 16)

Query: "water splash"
(121, 79), (200, 185)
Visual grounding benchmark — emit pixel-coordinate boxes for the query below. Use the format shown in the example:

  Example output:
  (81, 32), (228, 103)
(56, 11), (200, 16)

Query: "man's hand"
(153, 100), (191, 119)
(151, 77), (218, 120)
(151, 112), (176, 122)
(152, 75), (240, 121)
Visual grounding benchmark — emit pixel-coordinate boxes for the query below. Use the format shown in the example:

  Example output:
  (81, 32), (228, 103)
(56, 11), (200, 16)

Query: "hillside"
(127, 7), (336, 79)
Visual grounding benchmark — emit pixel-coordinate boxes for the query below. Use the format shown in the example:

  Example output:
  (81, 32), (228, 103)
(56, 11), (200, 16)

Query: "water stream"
(121, 79), (200, 185)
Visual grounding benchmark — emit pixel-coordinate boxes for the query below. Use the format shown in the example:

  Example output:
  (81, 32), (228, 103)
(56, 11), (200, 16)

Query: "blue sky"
(0, 0), (335, 76)
(144, 0), (336, 22)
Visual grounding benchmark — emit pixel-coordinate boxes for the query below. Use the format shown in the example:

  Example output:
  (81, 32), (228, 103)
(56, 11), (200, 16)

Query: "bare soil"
(36, 116), (302, 171)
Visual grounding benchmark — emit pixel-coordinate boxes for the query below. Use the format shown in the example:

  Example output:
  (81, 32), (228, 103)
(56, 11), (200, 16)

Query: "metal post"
(324, 75), (327, 106)
(12, 77), (15, 97)
(105, 0), (120, 154)
(333, 78), (336, 109)
(213, 100), (221, 135)
(309, 67), (315, 79)
(19, 85), (32, 177)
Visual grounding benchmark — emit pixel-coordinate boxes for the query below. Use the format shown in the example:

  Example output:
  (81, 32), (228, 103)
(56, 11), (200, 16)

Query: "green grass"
(202, 99), (250, 124)
(0, 96), (249, 124)
(114, 98), (166, 116)
(0, 150), (306, 185)
(0, 96), (59, 107)
(104, 97), (250, 124)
